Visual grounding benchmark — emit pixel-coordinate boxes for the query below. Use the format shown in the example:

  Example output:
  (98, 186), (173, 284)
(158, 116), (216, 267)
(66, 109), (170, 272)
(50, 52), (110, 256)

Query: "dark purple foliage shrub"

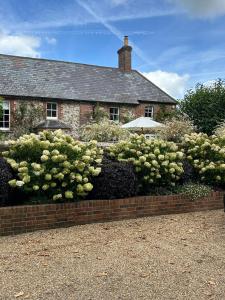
(88, 157), (138, 200)
(0, 157), (13, 206)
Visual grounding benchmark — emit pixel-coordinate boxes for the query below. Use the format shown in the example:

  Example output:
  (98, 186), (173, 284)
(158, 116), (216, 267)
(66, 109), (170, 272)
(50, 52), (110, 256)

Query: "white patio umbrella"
(122, 117), (164, 131)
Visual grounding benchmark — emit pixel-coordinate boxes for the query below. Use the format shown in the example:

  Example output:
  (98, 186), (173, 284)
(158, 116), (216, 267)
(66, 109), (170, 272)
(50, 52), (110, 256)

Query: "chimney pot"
(124, 36), (129, 46)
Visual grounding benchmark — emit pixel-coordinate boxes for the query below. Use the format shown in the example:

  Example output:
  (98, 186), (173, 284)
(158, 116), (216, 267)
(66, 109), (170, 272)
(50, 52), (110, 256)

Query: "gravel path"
(1, 210), (225, 300)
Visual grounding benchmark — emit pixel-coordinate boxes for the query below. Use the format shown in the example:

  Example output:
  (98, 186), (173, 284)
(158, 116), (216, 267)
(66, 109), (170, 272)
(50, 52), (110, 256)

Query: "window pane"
(47, 103), (51, 110)
(51, 103), (57, 110)
(47, 110), (51, 117)
(3, 101), (9, 110)
(52, 110), (57, 117)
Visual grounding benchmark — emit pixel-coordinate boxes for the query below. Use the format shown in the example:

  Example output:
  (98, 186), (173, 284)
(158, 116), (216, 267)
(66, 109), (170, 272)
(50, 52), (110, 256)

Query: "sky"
(0, 0), (225, 99)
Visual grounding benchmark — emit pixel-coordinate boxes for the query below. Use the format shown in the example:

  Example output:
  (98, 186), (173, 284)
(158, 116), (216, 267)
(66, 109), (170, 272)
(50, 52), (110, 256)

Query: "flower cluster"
(2, 130), (103, 200)
(182, 132), (225, 185)
(178, 182), (212, 201)
(108, 134), (184, 188)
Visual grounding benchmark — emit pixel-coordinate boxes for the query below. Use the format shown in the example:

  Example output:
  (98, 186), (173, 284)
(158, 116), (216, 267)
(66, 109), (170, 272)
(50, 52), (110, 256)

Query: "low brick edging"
(0, 191), (224, 236)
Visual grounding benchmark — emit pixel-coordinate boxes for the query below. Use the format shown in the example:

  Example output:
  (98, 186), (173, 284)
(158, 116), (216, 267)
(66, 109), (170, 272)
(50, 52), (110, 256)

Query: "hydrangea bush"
(182, 132), (225, 186)
(2, 130), (103, 201)
(108, 134), (184, 190)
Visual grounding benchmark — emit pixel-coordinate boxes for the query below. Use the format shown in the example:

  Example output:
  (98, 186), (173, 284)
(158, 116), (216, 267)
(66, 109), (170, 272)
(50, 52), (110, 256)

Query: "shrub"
(79, 118), (130, 142)
(108, 134), (184, 192)
(121, 111), (136, 124)
(156, 116), (195, 143)
(2, 130), (103, 201)
(177, 182), (212, 201)
(88, 156), (138, 200)
(92, 103), (108, 123)
(214, 121), (225, 136)
(180, 159), (196, 184)
(182, 132), (225, 186)
(0, 157), (14, 205)
(10, 101), (45, 139)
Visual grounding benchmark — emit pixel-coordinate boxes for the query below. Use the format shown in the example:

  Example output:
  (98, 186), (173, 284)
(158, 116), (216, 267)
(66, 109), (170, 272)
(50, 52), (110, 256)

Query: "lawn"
(1, 210), (225, 299)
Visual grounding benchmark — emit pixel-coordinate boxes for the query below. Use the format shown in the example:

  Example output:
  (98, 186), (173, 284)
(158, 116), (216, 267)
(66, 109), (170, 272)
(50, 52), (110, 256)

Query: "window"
(46, 102), (58, 119)
(144, 106), (153, 118)
(110, 107), (119, 122)
(0, 100), (10, 130)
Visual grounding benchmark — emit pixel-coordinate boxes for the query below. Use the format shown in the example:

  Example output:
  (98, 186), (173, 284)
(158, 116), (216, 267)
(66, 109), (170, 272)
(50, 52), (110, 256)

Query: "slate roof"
(0, 54), (176, 105)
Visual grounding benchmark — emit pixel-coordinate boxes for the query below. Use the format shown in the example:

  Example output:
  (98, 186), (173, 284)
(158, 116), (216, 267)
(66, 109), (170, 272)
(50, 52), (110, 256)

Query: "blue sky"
(0, 0), (225, 99)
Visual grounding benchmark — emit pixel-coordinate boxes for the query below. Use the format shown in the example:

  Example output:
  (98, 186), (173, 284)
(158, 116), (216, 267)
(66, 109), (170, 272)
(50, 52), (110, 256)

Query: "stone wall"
(60, 102), (80, 136)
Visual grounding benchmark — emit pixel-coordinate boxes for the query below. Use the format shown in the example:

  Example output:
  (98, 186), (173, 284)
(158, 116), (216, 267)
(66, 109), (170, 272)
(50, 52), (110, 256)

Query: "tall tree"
(180, 79), (225, 135)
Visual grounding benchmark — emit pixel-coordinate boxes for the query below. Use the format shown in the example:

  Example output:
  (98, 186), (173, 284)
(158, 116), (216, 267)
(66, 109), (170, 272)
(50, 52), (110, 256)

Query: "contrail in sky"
(76, 0), (155, 68)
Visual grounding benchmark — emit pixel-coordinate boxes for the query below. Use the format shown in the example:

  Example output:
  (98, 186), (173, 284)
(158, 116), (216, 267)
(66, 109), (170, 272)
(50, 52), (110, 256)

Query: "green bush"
(176, 182), (212, 201)
(2, 130), (103, 201)
(108, 134), (184, 191)
(182, 132), (225, 186)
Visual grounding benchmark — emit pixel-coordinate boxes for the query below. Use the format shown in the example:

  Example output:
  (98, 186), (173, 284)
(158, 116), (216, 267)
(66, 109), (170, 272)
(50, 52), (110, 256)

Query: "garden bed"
(0, 191), (224, 236)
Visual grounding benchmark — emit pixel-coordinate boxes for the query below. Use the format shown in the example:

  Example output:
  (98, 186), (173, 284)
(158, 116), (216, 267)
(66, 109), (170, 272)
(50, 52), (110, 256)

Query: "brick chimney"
(117, 36), (132, 72)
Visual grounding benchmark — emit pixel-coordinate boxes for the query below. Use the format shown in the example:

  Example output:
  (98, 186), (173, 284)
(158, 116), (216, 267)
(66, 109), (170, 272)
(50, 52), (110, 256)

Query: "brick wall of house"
(84, 102), (174, 123)
(80, 103), (94, 125)
(1, 98), (175, 136)
(0, 192), (223, 236)
(134, 103), (174, 119)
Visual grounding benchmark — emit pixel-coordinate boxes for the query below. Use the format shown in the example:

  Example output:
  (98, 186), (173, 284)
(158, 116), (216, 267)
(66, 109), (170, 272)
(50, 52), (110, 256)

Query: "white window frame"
(0, 100), (10, 131)
(46, 102), (58, 120)
(109, 107), (119, 122)
(144, 105), (154, 118)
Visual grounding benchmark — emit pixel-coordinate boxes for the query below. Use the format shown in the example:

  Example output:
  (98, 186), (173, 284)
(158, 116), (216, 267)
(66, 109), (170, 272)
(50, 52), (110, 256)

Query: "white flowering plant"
(108, 134), (184, 190)
(79, 118), (130, 142)
(177, 182), (212, 201)
(2, 130), (103, 201)
(182, 132), (225, 186)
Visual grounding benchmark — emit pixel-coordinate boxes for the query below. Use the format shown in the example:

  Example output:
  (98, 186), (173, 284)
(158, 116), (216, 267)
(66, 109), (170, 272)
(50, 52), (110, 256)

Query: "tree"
(180, 79), (225, 135)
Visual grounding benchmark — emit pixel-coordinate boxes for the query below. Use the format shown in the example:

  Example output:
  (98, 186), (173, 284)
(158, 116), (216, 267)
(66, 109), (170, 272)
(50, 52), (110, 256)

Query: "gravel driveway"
(1, 210), (225, 300)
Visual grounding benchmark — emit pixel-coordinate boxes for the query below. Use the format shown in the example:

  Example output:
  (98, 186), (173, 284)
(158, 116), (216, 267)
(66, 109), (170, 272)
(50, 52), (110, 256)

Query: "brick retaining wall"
(0, 192), (224, 236)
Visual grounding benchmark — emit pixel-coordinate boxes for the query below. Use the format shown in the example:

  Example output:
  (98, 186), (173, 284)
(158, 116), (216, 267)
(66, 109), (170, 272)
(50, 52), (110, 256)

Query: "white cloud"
(0, 32), (41, 57)
(45, 37), (57, 45)
(142, 70), (190, 99)
(169, 0), (225, 18)
(110, 0), (129, 6)
(203, 79), (216, 87)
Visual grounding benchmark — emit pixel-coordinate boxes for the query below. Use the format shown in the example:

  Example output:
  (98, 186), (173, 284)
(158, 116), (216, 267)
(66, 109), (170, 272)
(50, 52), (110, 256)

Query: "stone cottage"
(0, 36), (176, 136)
